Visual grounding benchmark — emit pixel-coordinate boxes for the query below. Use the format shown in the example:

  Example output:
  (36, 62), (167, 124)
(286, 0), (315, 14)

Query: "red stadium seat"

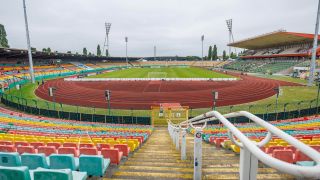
(114, 144), (130, 157)
(101, 148), (123, 165)
(96, 143), (111, 151)
(79, 147), (98, 155)
(30, 142), (45, 149)
(17, 146), (36, 154)
(294, 150), (312, 163)
(79, 143), (94, 148)
(266, 146), (284, 154)
(0, 141), (13, 146)
(285, 146), (296, 153)
(311, 145), (320, 152)
(58, 147), (79, 157)
(38, 146), (57, 156)
(63, 143), (78, 149)
(47, 142), (61, 149)
(0, 145), (16, 152)
(272, 149), (294, 163)
(14, 142), (29, 147)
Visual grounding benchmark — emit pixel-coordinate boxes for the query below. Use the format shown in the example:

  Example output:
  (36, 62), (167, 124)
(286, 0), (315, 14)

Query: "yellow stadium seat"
(230, 144), (240, 153)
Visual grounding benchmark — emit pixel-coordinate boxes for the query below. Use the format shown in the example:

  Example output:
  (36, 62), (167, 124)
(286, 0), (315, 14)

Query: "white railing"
(168, 110), (320, 180)
(64, 77), (238, 82)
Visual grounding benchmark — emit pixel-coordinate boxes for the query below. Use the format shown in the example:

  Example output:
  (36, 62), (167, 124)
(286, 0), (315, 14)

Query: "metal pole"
(308, 0), (320, 86)
(194, 127), (202, 180)
(201, 35), (204, 66)
(154, 46), (156, 61)
(181, 128), (187, 160)
(317, 81), (320, 113)
(22, 0), (35, 83)
(125, 37), (128, 68)
(108, 98), (111, 115)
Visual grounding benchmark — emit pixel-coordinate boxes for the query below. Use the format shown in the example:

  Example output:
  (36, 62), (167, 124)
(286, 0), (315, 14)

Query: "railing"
(168, 110), (320, 180)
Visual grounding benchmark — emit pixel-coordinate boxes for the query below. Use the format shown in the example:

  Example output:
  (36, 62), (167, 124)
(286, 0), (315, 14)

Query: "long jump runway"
(35, 73), (300, 110)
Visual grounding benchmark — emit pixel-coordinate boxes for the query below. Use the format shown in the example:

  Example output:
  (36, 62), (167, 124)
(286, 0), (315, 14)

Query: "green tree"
(83, 48), (87, 56)
(67, 51), (71, 54)
(31, 47), (36, 52)
(42, 48), (47, 52)
(47, 47), (51, 53)
(106, 49), (109, 57)
(222, 50), (227, 60)
(208, 46), (212, 60)
(230, 52), (237, 59)
(97, 44), (101, 56)
(0, 24), (9, 48)
(213, 45), (218, 60)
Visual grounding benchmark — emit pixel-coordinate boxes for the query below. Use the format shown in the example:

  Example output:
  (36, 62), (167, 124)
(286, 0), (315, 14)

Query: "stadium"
(1, 0), (320, 180)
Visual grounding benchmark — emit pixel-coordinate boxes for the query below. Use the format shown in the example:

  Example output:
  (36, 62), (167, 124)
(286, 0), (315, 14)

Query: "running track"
(35, 72), (301, 110)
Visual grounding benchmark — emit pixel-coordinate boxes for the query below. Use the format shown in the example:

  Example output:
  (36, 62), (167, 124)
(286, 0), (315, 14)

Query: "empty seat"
(0, 145), (16, 152)
(30, 142), (45, 149)
(296, 161), (316, 166)
(58, 147), (79, 157)
(63, 143), (78, 149)
(0, 152), (21, 166)
(294, 150), (312, 162)
(15, 141), (29, 147)
(49, 154), (79, 171)
(114, 144), (130, 157)
(21, 153), (49, 170)
(101, 148), (123, 165)
(47, 142), (61, 149)
(266, 146), (284, 154)
(79, 143), (94, 148)
(0, 141), (13, 146)
(96, 143), (110, 151)
(272, 149), (294, 163)
(79, 147), (98, 155)
(17, 146), (36, 154)
(33, 167), (87, 180)
(38, 146), (57, 156)
(0, 166), (31, 180)
(79, 155), (110, 176)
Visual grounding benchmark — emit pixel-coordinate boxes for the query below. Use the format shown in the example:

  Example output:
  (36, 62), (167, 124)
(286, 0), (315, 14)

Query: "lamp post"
(274, 87), (280, 120)
(125, 37), (128, 68)
(212, 91), (218, 110)
(105, 90), (111, 116)
(48, 87), (56, 111)
(201, 35), (204, 65)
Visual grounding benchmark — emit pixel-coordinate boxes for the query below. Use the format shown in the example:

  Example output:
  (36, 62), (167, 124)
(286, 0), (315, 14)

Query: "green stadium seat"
(21, 153), (49, 170)
(79, 155), (110, 176)
(49, 154), (79, 171)
(0, 166), (31, 180)
(296, 161), (316, 166)
(0, 152), (21, 167)
(32, 167), (87, 180)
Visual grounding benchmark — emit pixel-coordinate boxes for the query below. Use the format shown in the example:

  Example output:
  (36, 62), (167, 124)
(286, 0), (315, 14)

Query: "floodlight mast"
(201, 35), (204, 65)
(154, 46), (157, 61)
(22, 0), (35, 83)
(226, 19), (233, 59)
(103, 22), (112, 57)
(125, 37), (128, 67)
(308, 0), (320, 86)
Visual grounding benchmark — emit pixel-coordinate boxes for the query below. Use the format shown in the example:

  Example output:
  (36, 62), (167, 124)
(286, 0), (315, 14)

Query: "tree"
(230, 52), (237, 59)
(67, 51), (71, 54)
(83, 48), (87, 56)
(222, 50), (227, 60)
(42, 48), (47, 52)
(97, 44), (101, 56)
(47, 47), (51, 53)
(31, 47), (36, 52)
(0, 24), (9, 48)
(212, 45), (218, 60)
(106, 49), (109, 57)
(208, 46), (212, 60)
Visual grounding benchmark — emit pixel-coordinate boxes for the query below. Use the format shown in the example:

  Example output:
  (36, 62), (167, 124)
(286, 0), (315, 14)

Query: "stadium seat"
(49, 154), (79, 171)
(0, 166), (31, 180)
(58, 147), (79, 157)
(47, 142), (61, 149)
(79, 147), (98, 155)
(296, 161), (316, 166)
(101, 148), (123, 165)
(79, 155), (110, 176)
(294, 150), (312, 162)
(17, 146), (36, 154)
(0, 152), (21, 166)
(30, 142), (45, 149)
(0, 141), (13, 146)
(15, 141), (29, 147)
(96, 143), (111, 151)
(79, 143), (94, 148)
(38, 146), (57, 156)
(0, 145), (16, 152)
(21, 153), (49, 170)
(63, 143), (78, 149)
(272, 149), (294, 163)
(33, 167), (87, 180)
(114, 144), (130, 157)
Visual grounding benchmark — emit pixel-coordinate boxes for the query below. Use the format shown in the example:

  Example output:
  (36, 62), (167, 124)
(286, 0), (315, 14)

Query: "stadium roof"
(228, 30), (319, 50)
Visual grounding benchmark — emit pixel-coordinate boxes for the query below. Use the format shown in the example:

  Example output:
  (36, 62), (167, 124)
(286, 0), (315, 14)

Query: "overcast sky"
(0, 0), (318, 57)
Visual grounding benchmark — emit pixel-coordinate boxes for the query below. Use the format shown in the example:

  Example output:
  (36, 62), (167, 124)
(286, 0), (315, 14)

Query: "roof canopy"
(228, 30), (319, 50)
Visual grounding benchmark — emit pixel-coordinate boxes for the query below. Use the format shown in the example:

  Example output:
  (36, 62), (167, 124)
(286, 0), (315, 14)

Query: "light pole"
(201, 35), (204, 65)
(48, 87), (56, 111)
(105, 90), (111, 116)
(212, 91), (218, 110)
(308, 0), (320, 86)
(125, 37), (128, 68)
(274, 87), (280, 120)
(22, 0), (35, 83)
(103, 22), (112, 57)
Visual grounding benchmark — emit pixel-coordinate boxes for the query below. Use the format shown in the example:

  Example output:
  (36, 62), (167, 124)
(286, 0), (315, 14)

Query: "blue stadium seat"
(0, 152), (21, 167)
(49, 154), (79, 171)
(32, 167), (87, 180)
(21, 153), (49, 170)
(79, 154), (110, 176)
(0, 166), (31, 180)
(296, 161), (316, 166)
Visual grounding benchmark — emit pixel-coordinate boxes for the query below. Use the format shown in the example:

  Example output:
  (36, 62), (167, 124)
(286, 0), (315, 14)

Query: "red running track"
(35, 72), (301, 110)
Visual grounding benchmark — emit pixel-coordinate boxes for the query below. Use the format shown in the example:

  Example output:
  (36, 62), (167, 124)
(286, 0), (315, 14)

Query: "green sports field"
(88, 67), (234, 78)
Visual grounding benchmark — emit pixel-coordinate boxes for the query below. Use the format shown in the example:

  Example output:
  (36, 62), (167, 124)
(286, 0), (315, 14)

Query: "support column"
(175, 128), (180, 150)
(239, 146), (258, 180)
(194, 127), (202, 180)
(181, 129), (187, 160)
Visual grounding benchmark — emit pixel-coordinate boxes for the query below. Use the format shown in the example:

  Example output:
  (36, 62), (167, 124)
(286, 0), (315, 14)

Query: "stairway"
(108, 127), (295, 180)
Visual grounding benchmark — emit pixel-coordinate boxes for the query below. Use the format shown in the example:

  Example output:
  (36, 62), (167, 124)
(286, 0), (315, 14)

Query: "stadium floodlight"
(201, 35), (204, 64)
(308, 0), (320, 86)
(22, 0), (35, 83)
(103, 22), (112, 57)
(125, 37), (128, 68)
(226, 19), (237, 59)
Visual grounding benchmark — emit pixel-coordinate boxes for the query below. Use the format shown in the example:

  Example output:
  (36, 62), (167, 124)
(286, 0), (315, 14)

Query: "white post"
(181, 128), (187, 160)
(239, 146), (258, 180)
(194, 127), (202, 180)
(175, 128), (180, 150)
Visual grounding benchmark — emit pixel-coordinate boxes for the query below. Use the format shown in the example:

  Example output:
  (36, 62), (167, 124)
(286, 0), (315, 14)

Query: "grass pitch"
(88, 67), (234, 78)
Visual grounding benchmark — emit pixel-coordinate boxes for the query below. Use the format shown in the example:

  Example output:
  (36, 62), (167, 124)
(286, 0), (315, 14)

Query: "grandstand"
(225, 30), (320, 74)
